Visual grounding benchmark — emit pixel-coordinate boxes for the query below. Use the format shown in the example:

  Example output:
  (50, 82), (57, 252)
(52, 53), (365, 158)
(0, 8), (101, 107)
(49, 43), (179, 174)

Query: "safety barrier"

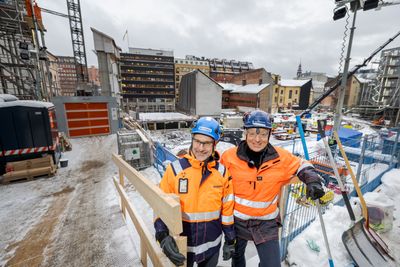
(152, 142), (178, 176)
(112, 153), (187, 266)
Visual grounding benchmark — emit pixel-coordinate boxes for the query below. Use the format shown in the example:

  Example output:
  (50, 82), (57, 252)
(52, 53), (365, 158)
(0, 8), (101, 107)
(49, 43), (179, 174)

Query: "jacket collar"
(236, 140), (279, 165)
(184, 150), (219, 169)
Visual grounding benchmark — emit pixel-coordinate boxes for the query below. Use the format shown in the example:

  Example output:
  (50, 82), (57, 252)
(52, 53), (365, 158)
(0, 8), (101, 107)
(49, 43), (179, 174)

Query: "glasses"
(246, 130), (270, 140)
(193, 138), (214, 148)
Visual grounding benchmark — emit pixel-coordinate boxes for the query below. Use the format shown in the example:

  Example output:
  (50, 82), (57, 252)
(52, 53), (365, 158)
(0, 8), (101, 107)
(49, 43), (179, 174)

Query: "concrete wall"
(195, 72), (222, 116)
(52, 96), (119, 136)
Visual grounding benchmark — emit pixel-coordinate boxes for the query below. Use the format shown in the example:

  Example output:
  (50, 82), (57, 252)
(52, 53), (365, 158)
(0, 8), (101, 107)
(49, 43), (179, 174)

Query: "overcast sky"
(37, 0), (400, 78)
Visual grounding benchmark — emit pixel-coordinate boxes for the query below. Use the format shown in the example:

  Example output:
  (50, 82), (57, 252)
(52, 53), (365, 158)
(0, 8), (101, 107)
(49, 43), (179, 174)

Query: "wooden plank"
(7, 155), (53, 171)
(3, 166), (53, 183)
(140, 242), (148, 267)
(112, 153), (183, 235)
(112, 177), (173, 267)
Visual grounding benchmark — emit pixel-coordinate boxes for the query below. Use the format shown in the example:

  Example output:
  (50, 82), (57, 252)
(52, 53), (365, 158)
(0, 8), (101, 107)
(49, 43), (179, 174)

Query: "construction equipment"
(333, 131), (395, 261)
(317, 119), (394, 267)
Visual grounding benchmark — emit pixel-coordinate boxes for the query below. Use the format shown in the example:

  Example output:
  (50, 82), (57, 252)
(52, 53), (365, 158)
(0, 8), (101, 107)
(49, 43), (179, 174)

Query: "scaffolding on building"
(349, 47), (400, 126)
(0, 0), (37, 99)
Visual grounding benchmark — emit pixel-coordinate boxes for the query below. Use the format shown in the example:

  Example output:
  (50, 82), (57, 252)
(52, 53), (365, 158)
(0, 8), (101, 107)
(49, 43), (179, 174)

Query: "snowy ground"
(0, 135), (139, 266)
(1, 131), (398, 267)
(286, 168), (400, 267)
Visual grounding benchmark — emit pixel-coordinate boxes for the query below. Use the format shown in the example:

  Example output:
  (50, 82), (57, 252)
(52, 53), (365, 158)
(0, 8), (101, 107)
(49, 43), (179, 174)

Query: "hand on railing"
(157, 232), (186, 266)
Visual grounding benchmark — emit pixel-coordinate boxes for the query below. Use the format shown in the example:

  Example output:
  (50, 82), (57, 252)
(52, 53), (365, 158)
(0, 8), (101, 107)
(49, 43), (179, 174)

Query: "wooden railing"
(112, 153), (187, 266)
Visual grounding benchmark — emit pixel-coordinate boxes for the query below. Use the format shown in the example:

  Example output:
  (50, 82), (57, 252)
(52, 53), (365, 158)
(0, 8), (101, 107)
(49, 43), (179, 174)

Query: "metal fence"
(279, 128), (400, 261)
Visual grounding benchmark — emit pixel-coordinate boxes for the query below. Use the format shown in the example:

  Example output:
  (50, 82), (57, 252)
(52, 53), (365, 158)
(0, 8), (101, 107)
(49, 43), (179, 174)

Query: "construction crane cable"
(300, 30), (400, 118)
(338, 9), (350, 75)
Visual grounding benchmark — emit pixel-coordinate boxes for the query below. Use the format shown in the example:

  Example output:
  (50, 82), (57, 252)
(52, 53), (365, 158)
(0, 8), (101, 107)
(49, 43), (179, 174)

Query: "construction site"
(1, 0), (400, 266)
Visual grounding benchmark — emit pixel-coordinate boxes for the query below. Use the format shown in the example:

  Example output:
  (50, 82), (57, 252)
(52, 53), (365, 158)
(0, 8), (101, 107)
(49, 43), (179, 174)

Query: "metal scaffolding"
(0, 0), (37, 99)
(66, 0), (88, 84)
(350, 47), (400, 126)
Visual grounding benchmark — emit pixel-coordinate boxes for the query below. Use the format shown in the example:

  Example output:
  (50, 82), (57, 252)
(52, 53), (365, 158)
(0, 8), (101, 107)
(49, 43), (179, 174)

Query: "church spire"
(297, 60), (302, 78)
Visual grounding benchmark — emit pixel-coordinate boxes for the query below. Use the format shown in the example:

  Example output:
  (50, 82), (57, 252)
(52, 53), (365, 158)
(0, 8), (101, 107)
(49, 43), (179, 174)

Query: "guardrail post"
(119, 166), (126, 218)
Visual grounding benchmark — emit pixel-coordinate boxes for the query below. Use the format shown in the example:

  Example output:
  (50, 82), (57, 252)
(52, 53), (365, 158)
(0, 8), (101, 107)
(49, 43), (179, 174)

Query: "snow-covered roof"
(219, 83), (270, 94)
(355, 75), (372, 84)
(139, 112), (196, 122)
(0, 100), (54, 109)
(280, 79), (311, 87)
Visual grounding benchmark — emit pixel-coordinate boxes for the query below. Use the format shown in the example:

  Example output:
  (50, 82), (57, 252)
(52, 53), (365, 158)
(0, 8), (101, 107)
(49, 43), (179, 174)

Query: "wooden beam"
(113, 177), (173, 266)
(112, 153), (183, 235)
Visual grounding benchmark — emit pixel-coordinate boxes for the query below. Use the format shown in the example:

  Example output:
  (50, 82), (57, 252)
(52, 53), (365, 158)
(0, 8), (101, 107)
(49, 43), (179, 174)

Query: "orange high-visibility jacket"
(154, 152), (235, 264)
(221, 143), (316, 221)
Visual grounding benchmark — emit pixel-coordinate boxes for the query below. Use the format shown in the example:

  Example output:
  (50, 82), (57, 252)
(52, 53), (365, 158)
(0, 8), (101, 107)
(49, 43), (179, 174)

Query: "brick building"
(57, 56), (77, 96)
(87, 65), (100, 86)
(208, 58), (254, 83)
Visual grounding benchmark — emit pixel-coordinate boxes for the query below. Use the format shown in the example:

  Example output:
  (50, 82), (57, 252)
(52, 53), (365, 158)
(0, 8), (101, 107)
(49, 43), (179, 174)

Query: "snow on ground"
(0, 135), (139, 267)
(286, 168), (400, 267)
(1, 122), (398, 267)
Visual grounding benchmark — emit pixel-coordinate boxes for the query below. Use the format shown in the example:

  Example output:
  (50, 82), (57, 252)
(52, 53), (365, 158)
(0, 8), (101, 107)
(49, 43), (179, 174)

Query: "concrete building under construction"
(350, 47), (400, 126)
(0, 0), (40, 99)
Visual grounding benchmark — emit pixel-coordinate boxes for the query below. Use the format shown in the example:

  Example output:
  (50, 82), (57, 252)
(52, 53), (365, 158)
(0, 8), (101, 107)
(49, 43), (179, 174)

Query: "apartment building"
(174, 56), (210, 101)
(57, 56), (77, 96)
(120, 48), (175, 112)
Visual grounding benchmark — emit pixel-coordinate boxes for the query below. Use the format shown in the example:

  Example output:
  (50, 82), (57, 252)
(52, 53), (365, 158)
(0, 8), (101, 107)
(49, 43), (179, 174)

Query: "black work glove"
(159, 235), (186, 266)
(222, 239), (236, 261)
(306, 182), (325, 200)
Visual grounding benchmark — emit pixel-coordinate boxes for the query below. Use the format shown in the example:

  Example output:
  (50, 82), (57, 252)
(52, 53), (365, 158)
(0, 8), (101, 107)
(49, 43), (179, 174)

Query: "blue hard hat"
(191, 117), (222, 141)
(243, 110), (272, 129)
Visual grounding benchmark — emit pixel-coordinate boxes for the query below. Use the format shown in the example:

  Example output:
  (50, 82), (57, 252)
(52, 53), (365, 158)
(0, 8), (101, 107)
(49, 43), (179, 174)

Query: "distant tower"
(297, 61), (302, 78)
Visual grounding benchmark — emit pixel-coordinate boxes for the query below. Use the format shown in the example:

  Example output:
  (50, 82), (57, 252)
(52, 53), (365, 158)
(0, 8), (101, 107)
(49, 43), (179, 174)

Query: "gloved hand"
(222, 239), (236, 261)
(160, 235), (186, 266)
(306, 182), (325, 200)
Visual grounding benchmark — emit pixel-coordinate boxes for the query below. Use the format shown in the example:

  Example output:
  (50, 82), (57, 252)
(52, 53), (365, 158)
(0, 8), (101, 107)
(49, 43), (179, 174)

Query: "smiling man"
(221, 110), (325, 267)
(154, 117), (236, 267)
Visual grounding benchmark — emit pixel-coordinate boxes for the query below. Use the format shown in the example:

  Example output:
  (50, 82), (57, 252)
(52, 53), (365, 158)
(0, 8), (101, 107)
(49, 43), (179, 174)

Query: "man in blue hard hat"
(154, 117), (236, 267)
(221, 110), (325, 267)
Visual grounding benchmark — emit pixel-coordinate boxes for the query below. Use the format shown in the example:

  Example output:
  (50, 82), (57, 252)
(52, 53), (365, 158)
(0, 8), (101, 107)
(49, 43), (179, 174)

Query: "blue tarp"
(317, 127), (363, 147)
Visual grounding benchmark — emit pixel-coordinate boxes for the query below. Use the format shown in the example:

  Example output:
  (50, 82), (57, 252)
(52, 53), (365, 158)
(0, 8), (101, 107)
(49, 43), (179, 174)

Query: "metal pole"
(333, 7), (358, 133)
(390, 130), (400, 168)
(356, 134), (368, 184)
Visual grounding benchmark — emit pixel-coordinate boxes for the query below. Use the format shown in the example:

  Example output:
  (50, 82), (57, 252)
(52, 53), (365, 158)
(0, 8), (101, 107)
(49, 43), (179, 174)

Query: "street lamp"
(332, 0), (379, 133)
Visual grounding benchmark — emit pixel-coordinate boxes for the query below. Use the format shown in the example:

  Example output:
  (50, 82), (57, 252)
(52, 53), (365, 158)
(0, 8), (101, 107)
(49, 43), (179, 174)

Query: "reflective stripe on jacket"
(221, 141), (318, 221)
(154, 152), (235, 264)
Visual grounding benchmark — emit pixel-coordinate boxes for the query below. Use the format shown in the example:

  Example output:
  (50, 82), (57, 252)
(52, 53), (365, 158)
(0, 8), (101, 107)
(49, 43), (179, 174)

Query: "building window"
(259, 79), (262, 85)
(242, 80), (247, 86)
(289, 90), (292, 99)
(280, 90), (283, 94)
(275, 88), (278, 93)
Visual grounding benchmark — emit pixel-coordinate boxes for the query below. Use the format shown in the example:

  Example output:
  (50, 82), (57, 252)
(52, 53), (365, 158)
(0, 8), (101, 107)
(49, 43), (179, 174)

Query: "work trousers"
(188, 251), (220, 267)
(232, 237), (281, 267)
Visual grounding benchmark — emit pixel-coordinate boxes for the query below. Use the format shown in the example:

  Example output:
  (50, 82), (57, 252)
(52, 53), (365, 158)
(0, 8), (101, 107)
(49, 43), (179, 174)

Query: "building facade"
(44, 51), (61, 97)
(120, 48), (175, 112)
(177, 70), (223, 116)
(296, 69), (329, 102)
(227, 68), (275, 113)
(87, 65), (100, 86)
(221, 83), (272, 112)
(91, 28), (121, 99)
(57, 56), (77, 96)
(208, 58), (254, 83)
(273, 79), (312, 112)
(377, 47), (400, 107)
(174, 56), (210, 102)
